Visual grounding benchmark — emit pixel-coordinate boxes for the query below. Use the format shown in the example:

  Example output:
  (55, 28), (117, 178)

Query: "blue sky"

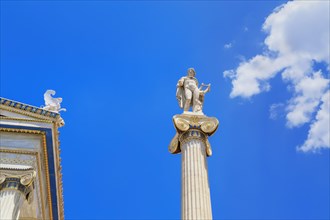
(1, 1), (329, 219)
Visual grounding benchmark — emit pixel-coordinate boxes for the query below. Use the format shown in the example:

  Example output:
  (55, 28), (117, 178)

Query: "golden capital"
(0, 165), (36, 203)
(169, 114), (219, 156)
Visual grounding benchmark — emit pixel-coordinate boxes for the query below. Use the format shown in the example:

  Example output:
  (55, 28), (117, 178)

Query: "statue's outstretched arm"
(177, 77), (185, 87)
(199, 83), (211, 94)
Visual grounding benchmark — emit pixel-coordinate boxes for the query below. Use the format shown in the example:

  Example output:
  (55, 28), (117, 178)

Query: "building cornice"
(0, 97), (59, 121)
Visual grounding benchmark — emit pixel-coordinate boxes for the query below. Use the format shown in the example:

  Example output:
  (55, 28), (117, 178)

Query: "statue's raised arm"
(176, 68), (210, 115)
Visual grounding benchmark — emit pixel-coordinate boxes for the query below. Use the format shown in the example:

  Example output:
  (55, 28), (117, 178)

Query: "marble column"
(169, 114), (219, 220)
(0, 165), (36, 220)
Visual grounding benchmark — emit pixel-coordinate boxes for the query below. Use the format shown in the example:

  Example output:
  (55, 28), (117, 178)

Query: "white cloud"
(223, 70), (235, 79)
(224, 43), (232, 49)
(228, 55), (288, 98)
(263, 2), (329, 63)
(298, 90), (330, 152)
(269, 103), (285, 120)
(286, 71), (329, 127)
(223, 0), (330, 152)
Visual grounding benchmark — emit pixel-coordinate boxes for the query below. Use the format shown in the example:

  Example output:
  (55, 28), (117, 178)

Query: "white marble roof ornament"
(41, 89), (66, 126)
(176, 68), (210, 115)
(42, 90), (66, 113)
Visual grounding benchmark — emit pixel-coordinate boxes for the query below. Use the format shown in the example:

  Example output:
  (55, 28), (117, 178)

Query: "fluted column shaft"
(0, 190), (25, 220)
(169, 114), (218, 220)
(181, 139), (212, 220)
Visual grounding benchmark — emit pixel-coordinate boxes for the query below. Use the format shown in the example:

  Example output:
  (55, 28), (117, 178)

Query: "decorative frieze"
(0, 97), (59, 119)
(0, 97), (65, 127)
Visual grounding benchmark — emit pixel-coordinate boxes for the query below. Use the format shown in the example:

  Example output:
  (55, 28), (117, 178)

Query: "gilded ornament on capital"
(191, 116), (199, 125)
(20, 172), (36, 186)
(169, 133), (180, 154)
(0, 174), (5, 184)
(174, 118), (190, 131)
(201, 120), (218, 134)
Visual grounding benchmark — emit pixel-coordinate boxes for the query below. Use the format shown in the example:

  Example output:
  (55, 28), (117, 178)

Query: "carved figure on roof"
(42, 90), (66, 113)
(176, 68), (210, 114)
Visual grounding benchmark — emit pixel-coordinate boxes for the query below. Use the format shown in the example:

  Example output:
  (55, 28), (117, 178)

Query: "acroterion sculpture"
(42, 90), (66, 113)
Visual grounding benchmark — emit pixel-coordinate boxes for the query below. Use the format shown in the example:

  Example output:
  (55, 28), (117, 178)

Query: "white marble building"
(0, 97), (65, 220)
